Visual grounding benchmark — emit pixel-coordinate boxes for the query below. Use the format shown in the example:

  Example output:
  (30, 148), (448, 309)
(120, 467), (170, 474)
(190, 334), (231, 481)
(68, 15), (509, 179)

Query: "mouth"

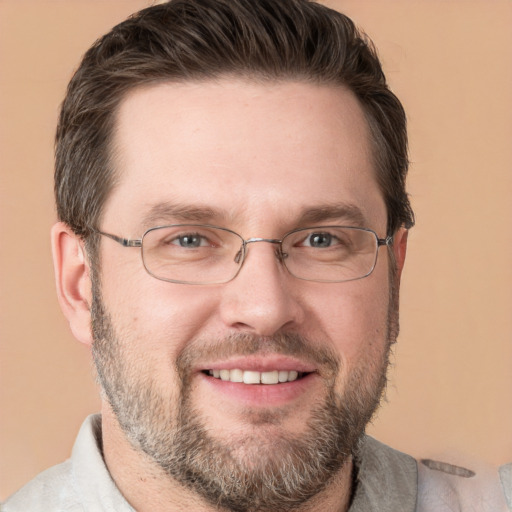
(196, 356), (320, 406)
(202, 369), (310, 384)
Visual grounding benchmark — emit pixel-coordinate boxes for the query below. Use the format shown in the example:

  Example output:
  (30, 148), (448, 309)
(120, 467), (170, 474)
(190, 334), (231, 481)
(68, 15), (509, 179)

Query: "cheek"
(309, 271), (391, 369)
(100, 261), (221, 361)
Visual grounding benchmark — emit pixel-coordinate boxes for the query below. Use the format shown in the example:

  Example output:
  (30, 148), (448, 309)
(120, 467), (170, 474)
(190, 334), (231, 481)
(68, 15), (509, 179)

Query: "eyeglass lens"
(140, 225), (380, 284)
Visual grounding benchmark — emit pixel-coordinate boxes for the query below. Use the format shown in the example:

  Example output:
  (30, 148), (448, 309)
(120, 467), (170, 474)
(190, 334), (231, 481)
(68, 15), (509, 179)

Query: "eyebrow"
(296, 204), (367, 227)
(139, 201), (368, 231)
(140, 202), (227, 230)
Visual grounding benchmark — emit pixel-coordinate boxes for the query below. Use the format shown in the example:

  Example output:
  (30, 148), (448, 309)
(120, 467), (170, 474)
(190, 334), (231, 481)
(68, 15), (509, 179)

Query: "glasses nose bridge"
(244, 237), (282, 246)
(241, 237), (285, 263)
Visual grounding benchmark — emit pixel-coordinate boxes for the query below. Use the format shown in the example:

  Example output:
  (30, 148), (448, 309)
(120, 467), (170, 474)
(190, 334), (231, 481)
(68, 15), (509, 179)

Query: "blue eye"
(173, 234), (206, 248)
(306, 232), (334, 248)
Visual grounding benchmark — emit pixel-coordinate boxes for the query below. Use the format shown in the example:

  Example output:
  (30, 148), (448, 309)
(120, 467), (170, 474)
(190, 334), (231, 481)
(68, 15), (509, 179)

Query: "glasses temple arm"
(377, 235), (393, 247)
(94, 230), (142, 247)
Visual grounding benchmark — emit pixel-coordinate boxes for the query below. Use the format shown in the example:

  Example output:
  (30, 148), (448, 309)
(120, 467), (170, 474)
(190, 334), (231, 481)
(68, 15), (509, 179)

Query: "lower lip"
(198, 372), (319, 407)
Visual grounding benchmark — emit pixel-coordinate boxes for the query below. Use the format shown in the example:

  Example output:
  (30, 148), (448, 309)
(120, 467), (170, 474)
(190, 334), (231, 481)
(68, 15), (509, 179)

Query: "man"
(3, 1), (507, 511)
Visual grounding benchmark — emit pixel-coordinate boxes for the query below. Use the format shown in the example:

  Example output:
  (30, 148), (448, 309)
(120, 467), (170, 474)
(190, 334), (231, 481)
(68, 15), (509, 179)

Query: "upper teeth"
(208, 369), (300, 384)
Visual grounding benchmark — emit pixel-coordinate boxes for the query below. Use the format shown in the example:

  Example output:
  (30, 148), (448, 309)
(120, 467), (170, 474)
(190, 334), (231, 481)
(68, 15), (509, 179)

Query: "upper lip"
(197, 355), (317, 373)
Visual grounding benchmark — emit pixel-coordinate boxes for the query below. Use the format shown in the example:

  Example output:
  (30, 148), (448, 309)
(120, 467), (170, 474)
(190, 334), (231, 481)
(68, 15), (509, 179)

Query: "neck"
(101, 403), (354, 512)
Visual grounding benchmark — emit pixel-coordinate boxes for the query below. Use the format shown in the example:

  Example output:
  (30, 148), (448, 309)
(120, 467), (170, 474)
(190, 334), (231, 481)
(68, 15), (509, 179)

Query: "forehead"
(106, 79), (386, 233)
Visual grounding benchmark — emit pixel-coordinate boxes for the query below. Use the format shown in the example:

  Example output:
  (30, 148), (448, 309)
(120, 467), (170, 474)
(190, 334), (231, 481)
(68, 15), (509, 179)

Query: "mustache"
(176, 332), (340, 379)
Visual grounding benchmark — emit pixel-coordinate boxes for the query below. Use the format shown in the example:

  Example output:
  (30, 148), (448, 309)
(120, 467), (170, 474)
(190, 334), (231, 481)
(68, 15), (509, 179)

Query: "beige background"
(1, 0), (511, 501)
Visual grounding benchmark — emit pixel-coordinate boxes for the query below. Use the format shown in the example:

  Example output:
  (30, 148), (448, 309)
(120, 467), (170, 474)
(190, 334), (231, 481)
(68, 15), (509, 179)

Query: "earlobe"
(51, 222), (93, 346)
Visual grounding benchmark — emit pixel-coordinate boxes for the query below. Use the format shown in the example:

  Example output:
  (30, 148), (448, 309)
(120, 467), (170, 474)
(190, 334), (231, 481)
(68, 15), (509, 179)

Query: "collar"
(349, 435), (417, 512)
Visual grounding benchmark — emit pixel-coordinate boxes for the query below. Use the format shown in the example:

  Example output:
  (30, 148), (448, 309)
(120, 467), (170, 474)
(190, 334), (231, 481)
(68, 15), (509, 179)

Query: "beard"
(91, 273), (398, 512)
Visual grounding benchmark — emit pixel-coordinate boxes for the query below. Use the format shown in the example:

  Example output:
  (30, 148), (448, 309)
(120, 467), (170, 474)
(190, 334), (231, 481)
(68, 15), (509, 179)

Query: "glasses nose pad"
(275, 247), (288, 263)
(234, 247), (244, 264)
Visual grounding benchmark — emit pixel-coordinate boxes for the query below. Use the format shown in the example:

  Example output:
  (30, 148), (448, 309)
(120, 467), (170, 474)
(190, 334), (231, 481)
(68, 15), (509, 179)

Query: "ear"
(392, 227), (408, 283)
(51, 222), (93, 346)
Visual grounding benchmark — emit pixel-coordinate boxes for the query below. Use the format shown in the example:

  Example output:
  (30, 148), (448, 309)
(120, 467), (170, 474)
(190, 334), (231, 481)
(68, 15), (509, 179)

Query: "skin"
(52, 79), (408, 511)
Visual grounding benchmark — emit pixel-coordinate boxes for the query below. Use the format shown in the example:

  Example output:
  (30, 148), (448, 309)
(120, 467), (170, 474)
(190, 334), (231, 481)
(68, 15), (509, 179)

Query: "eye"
(303, 232), (338, 248)
(170, 233), (210, 248)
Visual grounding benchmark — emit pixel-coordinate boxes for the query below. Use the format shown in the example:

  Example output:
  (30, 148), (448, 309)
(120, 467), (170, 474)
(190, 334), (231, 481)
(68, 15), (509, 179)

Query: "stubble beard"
(91, 272), (398, 512)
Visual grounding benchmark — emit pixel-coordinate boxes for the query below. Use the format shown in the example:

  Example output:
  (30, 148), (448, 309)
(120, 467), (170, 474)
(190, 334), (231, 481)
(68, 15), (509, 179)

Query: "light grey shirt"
(500, 463), (512, 510)
(2, 414), (507, 511)
(3, 416), (133, 512)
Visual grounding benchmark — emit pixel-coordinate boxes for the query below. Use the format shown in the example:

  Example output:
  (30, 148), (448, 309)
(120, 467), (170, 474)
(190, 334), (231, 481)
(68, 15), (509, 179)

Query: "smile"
(204, 369), (308, 384)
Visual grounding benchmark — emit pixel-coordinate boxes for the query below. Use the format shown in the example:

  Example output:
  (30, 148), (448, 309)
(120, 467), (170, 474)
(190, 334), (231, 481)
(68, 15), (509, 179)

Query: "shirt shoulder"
(2, 415), (134, 512)
(349, 437), (509, 512)
(499, 463), (512, 510)
(416, 458), (509, 512)
(2, 459), (83, 512)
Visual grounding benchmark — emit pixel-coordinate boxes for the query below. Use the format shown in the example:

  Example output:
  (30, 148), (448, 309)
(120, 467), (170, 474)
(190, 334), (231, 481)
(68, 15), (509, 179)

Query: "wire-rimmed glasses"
(95, 224), (392, 285)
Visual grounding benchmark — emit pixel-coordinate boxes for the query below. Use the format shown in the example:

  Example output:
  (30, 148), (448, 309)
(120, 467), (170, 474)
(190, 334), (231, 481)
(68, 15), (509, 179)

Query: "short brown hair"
(55, 0), (414, 242)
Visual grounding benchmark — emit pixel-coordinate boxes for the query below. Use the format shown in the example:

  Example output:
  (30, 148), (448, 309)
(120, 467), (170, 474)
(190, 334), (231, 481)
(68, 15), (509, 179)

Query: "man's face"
(91, 80), (398, 510)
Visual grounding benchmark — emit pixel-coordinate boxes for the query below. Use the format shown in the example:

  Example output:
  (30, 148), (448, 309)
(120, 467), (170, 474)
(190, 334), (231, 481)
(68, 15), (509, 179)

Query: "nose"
(219, 241), (305, 336)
